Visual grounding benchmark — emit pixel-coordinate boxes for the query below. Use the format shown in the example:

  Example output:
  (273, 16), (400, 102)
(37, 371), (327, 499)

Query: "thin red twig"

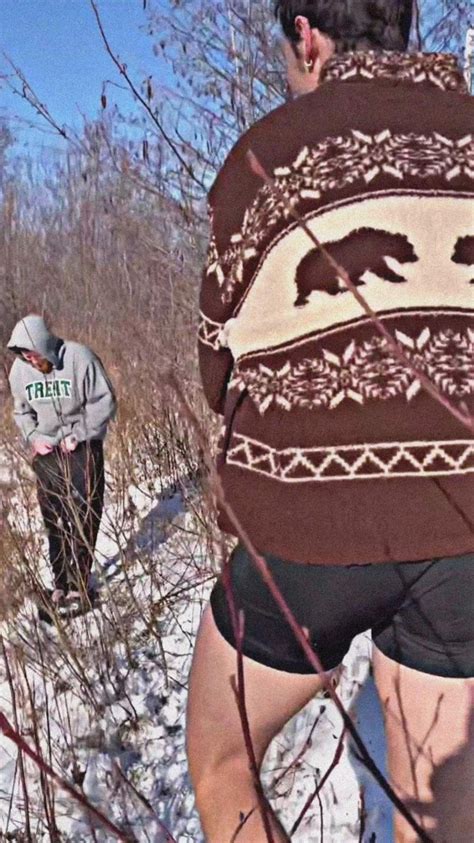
(290, 730), (345, 835)
(1, 642), (33, 842)
(166, 373), (433, 842)
(0, 711), (134, 842)
(227, 595), (277, 842)
(272, 707), (326, 790)
(114, 764), (178, 842)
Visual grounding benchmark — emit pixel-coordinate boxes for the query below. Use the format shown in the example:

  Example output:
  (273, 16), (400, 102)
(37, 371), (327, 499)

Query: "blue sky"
(0, 0), (172, 151)
(0, 1), (471, 155)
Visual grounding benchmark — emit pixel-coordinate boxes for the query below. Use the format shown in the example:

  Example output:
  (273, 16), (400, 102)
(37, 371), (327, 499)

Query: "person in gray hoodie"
(7, 314), (117, 614)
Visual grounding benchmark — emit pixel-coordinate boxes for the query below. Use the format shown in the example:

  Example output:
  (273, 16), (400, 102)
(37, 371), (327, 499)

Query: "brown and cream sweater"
(199, 51), (474, 566)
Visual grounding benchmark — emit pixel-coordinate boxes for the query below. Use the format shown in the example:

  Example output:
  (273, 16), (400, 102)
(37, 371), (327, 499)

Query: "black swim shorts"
(210, 545), (474, 678)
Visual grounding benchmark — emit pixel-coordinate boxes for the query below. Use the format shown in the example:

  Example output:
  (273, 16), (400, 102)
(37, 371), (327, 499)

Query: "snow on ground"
(0, 467), (393, 841)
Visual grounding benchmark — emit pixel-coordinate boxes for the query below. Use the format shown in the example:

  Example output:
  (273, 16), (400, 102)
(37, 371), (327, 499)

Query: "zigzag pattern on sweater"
(226, 434), (474, 483)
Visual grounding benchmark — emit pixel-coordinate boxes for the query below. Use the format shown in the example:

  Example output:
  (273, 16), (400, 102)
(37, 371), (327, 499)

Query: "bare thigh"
(373, 646), (474, 843)
(187, 605), (330, 778)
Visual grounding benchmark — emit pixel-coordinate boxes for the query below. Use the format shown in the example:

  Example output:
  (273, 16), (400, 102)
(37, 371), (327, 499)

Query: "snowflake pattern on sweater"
(231, 329), (474, 414)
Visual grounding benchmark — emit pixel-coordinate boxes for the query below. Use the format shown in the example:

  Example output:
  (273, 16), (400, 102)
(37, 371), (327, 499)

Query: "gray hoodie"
(8, 315), (117, 447)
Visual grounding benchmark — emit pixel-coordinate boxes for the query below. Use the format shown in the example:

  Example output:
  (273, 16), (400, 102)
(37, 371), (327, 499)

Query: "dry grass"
(0, 134), (225, 839)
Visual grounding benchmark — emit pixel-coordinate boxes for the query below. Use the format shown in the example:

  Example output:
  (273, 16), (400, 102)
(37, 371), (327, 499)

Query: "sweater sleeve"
(10, 390), (38, 442)
(8, 368), (55, 446)
(72, 356), (117, 443)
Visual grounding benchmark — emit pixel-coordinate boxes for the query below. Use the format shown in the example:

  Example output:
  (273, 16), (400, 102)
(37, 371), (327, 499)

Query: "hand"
(32, 440), (54, 457)
(60, 436), (78, 454)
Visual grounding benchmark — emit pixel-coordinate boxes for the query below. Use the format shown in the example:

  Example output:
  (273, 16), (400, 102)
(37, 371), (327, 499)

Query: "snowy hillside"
(0, 464), (393, 841)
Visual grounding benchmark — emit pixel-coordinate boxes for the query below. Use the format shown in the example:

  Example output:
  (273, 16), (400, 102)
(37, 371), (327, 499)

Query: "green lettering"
(26, 378), (72, 401)
(34, 382), (44, 400)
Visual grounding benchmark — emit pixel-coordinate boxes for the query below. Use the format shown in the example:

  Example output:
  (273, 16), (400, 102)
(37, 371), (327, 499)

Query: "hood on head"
(7, 315), (61, 366)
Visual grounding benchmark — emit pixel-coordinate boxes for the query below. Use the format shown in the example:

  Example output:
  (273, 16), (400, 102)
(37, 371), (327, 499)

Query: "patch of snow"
(0, 471), (393, 841)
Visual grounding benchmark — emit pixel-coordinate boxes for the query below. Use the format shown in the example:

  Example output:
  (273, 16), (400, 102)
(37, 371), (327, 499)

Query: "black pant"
(33, 441), (105, 592)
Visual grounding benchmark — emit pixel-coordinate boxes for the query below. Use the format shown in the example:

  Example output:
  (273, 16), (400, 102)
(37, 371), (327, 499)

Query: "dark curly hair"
(274, 0), (413, 53)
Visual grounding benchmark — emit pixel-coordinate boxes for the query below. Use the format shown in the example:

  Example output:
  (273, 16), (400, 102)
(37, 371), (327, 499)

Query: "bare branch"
(166, 372), (434, 843)
(89, 0), (205, 191)
(0, 698), (134, 841)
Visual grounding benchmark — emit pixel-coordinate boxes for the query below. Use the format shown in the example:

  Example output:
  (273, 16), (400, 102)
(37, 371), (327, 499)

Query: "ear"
(295, 18), (331, 74)
(282, 35), (324, 97)
(295, 16), (315, 68)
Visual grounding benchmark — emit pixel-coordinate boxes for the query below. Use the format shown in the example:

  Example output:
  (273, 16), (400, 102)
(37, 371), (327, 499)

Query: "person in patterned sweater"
(187, 1), (474, 841)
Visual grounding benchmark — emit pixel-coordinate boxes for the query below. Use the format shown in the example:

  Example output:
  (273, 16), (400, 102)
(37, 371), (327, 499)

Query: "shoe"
(37, 588), (66, 625)
(65, 590), (81, 604)
(51, 589), (66, 605)
(63, 587), (98, 617)
(36, 584), (98, 624)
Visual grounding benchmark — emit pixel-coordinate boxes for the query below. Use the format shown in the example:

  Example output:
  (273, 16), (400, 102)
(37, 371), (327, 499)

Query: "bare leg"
(373, 646), (474, 843)
(186, 606), (332, 843)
